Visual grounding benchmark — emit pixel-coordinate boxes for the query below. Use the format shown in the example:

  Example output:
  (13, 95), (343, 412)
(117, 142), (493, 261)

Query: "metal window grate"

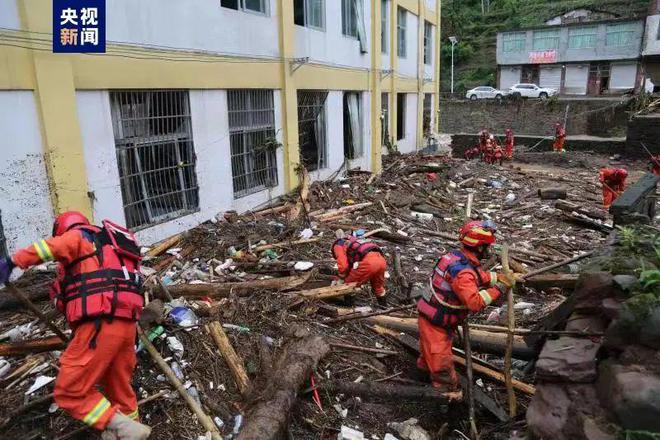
(298, 91), (328, 171)
(110, 90), (199, 230)
(228, 89), (278, 198)
(0, 211), (7, 258)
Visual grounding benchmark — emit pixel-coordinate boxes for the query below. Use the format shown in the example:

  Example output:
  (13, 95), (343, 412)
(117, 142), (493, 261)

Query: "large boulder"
(574, 272), (615, 313)
(597, 362), (660, 431)
(537, 337), (601, 383)
(639, 306), (660, 350)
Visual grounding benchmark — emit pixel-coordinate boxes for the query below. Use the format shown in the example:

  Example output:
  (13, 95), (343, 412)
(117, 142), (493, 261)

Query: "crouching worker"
(0, 212), (150, 440)
(416, 220), (513, 399)
(332, 229), (388, 307)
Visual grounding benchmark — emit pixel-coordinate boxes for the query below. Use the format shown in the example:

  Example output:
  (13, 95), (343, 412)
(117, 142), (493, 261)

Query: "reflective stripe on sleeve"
(478, 289), (494, 306)
(34, 240), (54, 262)
(489, 272), (498, 287)
(126, 409), (139, 420)
(83, 397), (111, 426)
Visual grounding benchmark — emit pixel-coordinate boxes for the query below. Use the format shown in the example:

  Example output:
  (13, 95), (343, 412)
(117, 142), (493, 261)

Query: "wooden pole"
(521, 251), (595, 280)
(324, 303), (416, 324)
(137, 327), (222, 440)
(206, 321), (250, 397)
(501, 246), (517, 418)
(5, 283), (69, 342)
(463, 321), (480, 439)
(466, 193), (474, 219)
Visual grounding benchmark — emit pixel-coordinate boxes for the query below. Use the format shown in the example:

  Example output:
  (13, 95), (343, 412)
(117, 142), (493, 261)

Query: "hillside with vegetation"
(440, 0), (651, 93)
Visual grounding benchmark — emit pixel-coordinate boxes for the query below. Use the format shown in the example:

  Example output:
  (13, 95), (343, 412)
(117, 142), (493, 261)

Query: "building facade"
(496, 19), (644, 95)
(0, 0), (440, 250)
(642, 0), (660, 88)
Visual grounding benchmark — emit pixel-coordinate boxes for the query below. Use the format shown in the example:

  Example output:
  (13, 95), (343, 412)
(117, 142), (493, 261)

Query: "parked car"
(465, 86), (509, 101)
(508, 83), (558, 99)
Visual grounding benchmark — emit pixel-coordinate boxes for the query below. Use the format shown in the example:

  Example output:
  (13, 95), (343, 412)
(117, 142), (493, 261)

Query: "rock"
(601, 298), (624, 320)
(639, 306), (660, 350)
(612, 275), (638, 294)
(619, 345), (660, 369)
(603, 318), (638, 351)
(388, 418), (431, 440)
(597, 362), (660, 431)
(575, 273), (615, 300)
(582, 417), (617, 440)
(565, 314), (608, 333)
(537, 337), (601, 383)
(338, 426), (364, 440)
(139, 299), (165, 327)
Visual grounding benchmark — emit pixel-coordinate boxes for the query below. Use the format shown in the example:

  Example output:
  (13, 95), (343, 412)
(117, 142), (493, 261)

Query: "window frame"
(396, 92), (406, 141)
(294, 0), (325, 31)
(342, 0), (358, 39)
(532, 29), (560, 50)
(227, 89), (279, 199)
(381, 0), (388, 54)
(568, 26), (597, 49)
(502, 32), (526, 53)
(397, 7), (407, 58)
(110, 90), (200, 230)
(423, 21), (433, 65)
(298, 91), (329, 171)
(221, 0), (269, 16)
(606, 22), (636, 47)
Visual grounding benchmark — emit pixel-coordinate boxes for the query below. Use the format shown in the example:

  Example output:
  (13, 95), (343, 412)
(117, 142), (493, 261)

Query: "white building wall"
(0, 91), (54, 254)
(397, 93), (418, 153)
(76, 90), (285, 246)
(294, 0), (371, 69)
(107, 0), (280, 58)
(397, 11), (419, 78)
(610, 63), (638, 91)
(425, 0), (437, 11)
(0, 0), (20, 29)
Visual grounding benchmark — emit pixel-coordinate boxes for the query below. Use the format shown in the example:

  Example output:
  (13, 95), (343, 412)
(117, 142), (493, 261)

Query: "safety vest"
(417, 250), (487, 328)
(340, 237), (383, 266)
(56, 220), (144, 329)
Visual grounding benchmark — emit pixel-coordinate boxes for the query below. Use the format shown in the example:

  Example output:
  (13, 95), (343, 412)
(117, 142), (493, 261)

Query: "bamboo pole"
(206, 321), (250, 397)
(501, 246), (517, 418)
(137, 327), (222, 440)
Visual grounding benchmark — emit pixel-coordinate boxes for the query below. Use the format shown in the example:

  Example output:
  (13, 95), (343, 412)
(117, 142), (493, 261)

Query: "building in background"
(642, 0), (660, 91)
(0, 0), (439, 250)
(496, 18), (644, 95)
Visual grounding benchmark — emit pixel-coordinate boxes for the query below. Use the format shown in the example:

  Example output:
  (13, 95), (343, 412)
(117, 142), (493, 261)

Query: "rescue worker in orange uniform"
(553, 122), (566, 153)
(493, 142), (504, 166)
(504, 128), (515, 160)
(599, 168), (628, 210)
(332, 229), (388, 306)
(0, 212), (150, 440)
(650, 155), (660, 176)
(464, 146), (480, 161)
(478, 129), (490, 160)
(483, 136), (496, 164)
(416, 221), (513, 397)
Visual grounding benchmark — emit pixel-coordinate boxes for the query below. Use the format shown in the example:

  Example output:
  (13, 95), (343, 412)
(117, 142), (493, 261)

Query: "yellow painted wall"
(6, 0), (439, 213)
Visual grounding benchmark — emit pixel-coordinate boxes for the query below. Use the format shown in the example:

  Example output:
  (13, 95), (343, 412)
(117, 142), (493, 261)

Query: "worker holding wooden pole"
(416, 220), (515, 400)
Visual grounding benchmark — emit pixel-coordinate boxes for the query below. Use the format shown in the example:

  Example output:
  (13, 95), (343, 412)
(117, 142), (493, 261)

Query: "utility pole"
(449, 36), (458, 95)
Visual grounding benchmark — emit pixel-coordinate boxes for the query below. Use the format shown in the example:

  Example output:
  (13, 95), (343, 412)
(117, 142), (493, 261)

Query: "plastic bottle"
(136, 325), (165, 353)
(187, 386), (202, 406)
(171, 361), (184, 380)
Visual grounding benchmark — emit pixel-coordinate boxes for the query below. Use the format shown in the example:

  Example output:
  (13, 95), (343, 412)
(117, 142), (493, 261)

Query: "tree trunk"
(207, 321), (251, 397)
(0, 336), (67, 356)
(237, 334), (330, 440)
(538, 188), (567, 200)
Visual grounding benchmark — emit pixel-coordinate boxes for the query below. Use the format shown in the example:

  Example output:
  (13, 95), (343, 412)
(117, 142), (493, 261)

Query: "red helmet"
(459, 220), (496, 248)
(52, 211), (90, 237)
(616, 168), (628, 179)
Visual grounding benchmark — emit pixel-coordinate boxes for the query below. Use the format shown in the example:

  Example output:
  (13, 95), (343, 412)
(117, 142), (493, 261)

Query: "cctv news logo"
(53, 0), (106, 53)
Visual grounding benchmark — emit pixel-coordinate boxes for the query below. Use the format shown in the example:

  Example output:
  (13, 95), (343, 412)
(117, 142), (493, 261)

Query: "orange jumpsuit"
(504, 130), (514, 160)
(12, 230), (139, 430)
(599, 168), (627, 210)
(651, 155), (660, 176)
(417, 249), (502, 391)
(553, 124), (566, 153)
(333, 240), (387, 297)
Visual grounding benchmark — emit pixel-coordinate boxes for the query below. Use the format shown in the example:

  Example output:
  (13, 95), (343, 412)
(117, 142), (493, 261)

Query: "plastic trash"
(2, 322), (34, 343)
(222, 323), (250, 333)
(232, 414), (243, 435)
(187, 386), (202, 406)
(333, 404), (348, 418)
(384, 434), (400, 440)
(167, 336), (184, 358)
(136, 325), (165, 353)
(227, 246), (237, 257)
(338, 426), (364, 440)
(0, 359), (11, 378)
(26, 375), (55, 395)
(487, 180), (503, 189)
(262, 249), (278, 260)
(486, 308), (502, 322)
(505, 193), (516, 203)
(388, 418), (431, 440)
(170, 362), (184, 381)
(170, 306), (199, 328)
(294, 261), (314, 271)
(410, 211), (434, 221)
(161, 276), (173, 286)
(513, 301), (535, 310)
(299, 228), (314, 240)
(214, 417), (225, 429)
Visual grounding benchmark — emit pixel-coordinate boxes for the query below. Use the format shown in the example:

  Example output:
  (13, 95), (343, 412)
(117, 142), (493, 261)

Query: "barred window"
(532, 29), (559, 50)
(423, 22), (433, 65)
(228, 90), (278, 198)
(0, 212), (7, 258)
(298, 91), (328, 171)
(606, 23), (636, 47)
(568, 26), (597, 49)
(397, 7), (407, 58)
(110, 90), (199, 230)
(502, 32), (526, 52)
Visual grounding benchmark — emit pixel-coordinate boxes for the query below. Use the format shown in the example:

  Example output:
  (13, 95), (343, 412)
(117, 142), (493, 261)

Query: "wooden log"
(364, 315), (535, 360)
(561, 212), (612, 233)
(237, 334), (330, 440)
(0, 336), (66, 356)
(288, 168), (310, 221)
(521, 251), (595, 280)
(137, 327), (221, 440)
(324, 380), (448, 402)
(538, 187), (567, 200)
(313, 202), (373, 221)
(0, 282), (50, 310)
(252, 238), (320, 253)
(146, 233), (183, 257)
(392, 250), (412, 299)
(501, 246), (518, 418)
(373, 230), (411, 244)
(555, 199), (606, 221)
(293, 283), (360, 299)
(164, 272), (313, 299)
(523, 273), (579, 290)
(251, 204), (292, 218)
(207, 321), (250, 397)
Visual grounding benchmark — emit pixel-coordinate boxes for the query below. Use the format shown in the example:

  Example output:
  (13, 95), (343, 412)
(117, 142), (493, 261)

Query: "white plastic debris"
(25, 375), (55, 395)
(341, 184), (351, 189)
(2, 322), (34, 342)
(476, 378), (484, 388)
(396, 229), (408, 237)
(299, 228), (314, 240)
(167, 336), (184, 358)
(214, 416), (224, 429)
(354, 306), (372, 314)
(294, 261), (314, 271)
(384, 270), (391, 279)
(388, 418), (431, 440)
(0, 359), (11, 378)
(384, 434), (400, 440)
(48, 402), (59, 413)
(410, 212), (433, 221)
(505, 193), (516, 203)
(334, 404), (349, 418)
(514, 301), (535, 310)
(338, 426), (365, 440)
(414, 255), (423, 262)
(166, 247), (182, 256)
(140, 266), (157, 277)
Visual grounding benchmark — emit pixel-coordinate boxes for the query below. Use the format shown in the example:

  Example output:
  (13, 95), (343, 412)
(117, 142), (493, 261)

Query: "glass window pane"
(243, 0), (265, 13)
(381, 0), (387, 53)
(533, 29), (559, 50)
(502, 32), (526, 52)
(307, 0), (324, 28)
(397, 7), (406, 58)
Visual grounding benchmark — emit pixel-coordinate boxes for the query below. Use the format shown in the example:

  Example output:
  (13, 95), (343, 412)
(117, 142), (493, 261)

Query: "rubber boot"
(376, 296), (388, 308)
(106, 412), (151, 440)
